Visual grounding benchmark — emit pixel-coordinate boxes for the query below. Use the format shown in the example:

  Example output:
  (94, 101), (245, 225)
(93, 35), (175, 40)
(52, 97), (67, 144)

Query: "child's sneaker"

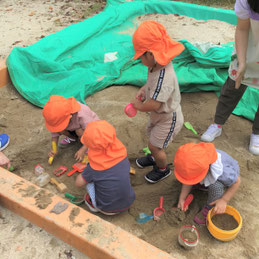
(200, 124), (222, 142)
(58, 136), (77, 149)
(249, 133), (259, 155)
(193, 205), (212, 225)
(144, 165), (171, 183)
(84, 194), (98, 212)
(99, 210), (119, 216)
(0, 134), (10, 151)
(136, 154), (156, 168)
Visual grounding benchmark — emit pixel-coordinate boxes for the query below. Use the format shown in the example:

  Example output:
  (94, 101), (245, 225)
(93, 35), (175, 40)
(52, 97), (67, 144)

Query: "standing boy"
(131, 21), (185, 183)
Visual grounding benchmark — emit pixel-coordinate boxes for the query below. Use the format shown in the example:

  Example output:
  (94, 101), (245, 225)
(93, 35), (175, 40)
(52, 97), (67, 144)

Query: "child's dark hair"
(248, 0), (259, 13)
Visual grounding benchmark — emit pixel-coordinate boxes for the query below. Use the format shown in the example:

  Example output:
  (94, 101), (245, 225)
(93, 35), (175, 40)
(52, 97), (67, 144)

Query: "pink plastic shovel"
(153, 196), (165, 221)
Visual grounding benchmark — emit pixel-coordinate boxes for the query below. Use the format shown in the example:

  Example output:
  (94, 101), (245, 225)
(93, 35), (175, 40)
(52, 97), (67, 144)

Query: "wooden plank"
(0, 167), (175, 259)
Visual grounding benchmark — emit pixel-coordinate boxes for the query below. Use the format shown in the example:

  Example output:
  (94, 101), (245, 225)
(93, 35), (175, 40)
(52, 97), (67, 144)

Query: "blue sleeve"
(217, 150), (240, 187)
(81, 164), (94, 183)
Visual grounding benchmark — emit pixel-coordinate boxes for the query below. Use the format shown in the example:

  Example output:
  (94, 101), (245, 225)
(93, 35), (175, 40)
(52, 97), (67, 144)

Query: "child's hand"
(48, 150), (57, 158)
(131, 98), (142, 110)
(177, 199), (187, 211)
(0, 152), (10, 170)
(136, 87), (146, 101)
(75, 148), (85, 162)
(210, 198), (227, 214)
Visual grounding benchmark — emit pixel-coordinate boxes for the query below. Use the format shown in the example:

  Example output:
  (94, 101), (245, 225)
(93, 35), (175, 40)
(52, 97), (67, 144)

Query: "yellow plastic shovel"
(48, 141), (57, 165)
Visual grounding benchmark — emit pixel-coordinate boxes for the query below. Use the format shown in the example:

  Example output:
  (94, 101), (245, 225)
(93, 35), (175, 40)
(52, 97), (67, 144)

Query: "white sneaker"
(201, 124), (222, 142)
(249, 134), (259, 155)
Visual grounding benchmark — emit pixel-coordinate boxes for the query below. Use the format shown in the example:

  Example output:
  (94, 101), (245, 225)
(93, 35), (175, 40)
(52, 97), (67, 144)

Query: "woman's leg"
(214, 77), (247, 125)
(252, 105), (259, 134)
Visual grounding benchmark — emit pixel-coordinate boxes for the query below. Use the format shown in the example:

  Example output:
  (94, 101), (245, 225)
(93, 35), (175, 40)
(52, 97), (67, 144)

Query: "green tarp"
(6, 0), (259, 121)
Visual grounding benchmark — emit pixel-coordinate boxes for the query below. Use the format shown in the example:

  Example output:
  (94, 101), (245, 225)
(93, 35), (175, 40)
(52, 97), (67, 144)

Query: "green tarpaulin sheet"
(6, 0), (259, 121)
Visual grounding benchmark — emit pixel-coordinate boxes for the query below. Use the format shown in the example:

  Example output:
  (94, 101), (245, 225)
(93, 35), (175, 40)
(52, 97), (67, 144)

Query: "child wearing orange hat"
(131, 20), (185, 183)
(75, 120), (135, 215)
(174, 142), (241, 225)
(43, 95), (99, 162)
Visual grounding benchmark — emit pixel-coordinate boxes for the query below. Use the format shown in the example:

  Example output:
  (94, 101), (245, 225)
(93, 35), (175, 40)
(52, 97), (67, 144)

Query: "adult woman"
(201, 0), (259, 155)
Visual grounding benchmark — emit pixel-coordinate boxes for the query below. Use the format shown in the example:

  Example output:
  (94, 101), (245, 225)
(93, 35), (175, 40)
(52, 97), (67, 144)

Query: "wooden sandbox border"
(0, 167), (175, 259)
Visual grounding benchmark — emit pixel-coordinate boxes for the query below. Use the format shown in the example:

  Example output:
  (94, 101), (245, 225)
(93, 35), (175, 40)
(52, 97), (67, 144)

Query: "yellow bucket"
(207, 205), (242, 242)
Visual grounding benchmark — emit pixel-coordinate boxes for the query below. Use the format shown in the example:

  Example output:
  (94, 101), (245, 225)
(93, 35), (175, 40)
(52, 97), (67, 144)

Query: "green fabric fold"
(6, 0), (258, 121)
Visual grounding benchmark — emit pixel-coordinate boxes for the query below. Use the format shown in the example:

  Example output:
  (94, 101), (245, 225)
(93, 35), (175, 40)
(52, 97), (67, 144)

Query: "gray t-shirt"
(214, 149), (240, 187)
(82, 157), (135, 212)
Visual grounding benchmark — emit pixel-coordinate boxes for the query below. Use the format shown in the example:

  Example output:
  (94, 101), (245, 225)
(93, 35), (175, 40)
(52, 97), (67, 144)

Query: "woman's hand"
(235, 63), (246, 89)
(210, 198), (227, 214)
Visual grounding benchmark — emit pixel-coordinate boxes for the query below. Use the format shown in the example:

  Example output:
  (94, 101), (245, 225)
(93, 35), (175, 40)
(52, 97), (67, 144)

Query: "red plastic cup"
(124, 103), (137, 117)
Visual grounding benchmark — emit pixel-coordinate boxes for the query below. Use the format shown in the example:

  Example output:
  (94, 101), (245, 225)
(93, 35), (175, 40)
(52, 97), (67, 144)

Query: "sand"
(212, 214), (239, 231)
(1, 0), (259, 258)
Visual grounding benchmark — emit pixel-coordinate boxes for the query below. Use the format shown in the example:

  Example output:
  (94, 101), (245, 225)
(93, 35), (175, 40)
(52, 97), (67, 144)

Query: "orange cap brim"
(174, 166), (208, 185)
(44, 116), (70, 133)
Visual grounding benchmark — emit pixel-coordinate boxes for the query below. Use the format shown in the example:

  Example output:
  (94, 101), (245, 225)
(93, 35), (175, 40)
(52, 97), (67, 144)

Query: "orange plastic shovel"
(153, 196), (165, 221)
(67, 162), (86, 176)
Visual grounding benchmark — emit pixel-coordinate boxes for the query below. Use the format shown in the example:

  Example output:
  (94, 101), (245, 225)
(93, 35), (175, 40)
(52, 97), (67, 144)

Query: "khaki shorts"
(147, 109), (184, 149)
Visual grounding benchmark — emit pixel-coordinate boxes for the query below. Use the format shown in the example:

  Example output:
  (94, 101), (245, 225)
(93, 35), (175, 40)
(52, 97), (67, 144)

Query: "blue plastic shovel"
(137, 213), (154, 224)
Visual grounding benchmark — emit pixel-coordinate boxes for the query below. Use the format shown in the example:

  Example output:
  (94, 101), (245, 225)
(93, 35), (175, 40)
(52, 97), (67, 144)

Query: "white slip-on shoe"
(201, 124), (222, 142)
(249, 133), (259, 155)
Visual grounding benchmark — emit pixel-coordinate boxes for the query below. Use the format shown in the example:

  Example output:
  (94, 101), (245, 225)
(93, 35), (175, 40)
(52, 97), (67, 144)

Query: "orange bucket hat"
(81, 120), (127, 171)
(43, 95), (81, 132)
(174, 142), (218, 185)
(132, 20), (185, 65)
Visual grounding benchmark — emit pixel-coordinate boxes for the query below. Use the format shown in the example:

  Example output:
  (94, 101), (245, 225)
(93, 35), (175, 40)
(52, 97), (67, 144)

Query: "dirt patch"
(69, 207), (80, 222)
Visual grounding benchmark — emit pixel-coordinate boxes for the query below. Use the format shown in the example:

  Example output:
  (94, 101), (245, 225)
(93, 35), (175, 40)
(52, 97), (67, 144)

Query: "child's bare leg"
(144, 142), (171, 183)
(148, 142), (167, 168)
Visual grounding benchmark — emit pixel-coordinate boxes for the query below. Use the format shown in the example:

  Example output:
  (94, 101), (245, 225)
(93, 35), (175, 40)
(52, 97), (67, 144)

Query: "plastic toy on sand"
(207, 205), (242, 242)
(67, 162), (86, 176)
(153, 196), (165, 221)
(54, 166), (68, 177)
(183, 194), (194, 210)
(65, 192), (84, 205)
(137, 213), (154, 224)
(178, 225), (199, 249)
(184, 122), (197, 135)
(34, 164), (45, 176)
(48, 141), (57, 165)
(124, 104), (137, 117)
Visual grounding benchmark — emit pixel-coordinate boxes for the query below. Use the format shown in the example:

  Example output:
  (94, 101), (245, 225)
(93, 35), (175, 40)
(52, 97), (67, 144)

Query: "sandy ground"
(1, 1), (259, 258)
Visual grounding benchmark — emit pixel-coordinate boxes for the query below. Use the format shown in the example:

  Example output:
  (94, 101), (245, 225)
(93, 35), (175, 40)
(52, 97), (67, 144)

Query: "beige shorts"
(147, 109), (184, 149)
